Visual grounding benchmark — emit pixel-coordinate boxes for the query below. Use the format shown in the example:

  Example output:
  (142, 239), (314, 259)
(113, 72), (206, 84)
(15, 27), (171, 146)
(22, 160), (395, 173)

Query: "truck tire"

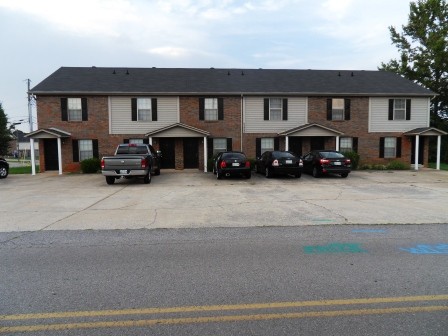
(106, 177), (115, 185)
(143, 173), (151, 184)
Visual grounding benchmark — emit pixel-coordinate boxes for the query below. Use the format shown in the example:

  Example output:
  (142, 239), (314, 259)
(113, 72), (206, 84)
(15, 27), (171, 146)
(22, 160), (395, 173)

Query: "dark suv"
(0, 157), (9, 178)
(213, 151), (251, 179)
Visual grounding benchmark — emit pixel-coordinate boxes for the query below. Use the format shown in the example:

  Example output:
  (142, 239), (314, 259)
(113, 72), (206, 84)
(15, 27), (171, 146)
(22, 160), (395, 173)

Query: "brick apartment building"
(26, 67), (446, 174)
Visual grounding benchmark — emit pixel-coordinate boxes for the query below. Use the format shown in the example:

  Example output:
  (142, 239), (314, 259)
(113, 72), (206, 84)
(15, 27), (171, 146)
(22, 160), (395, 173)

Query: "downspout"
(241, 94), (243, 152)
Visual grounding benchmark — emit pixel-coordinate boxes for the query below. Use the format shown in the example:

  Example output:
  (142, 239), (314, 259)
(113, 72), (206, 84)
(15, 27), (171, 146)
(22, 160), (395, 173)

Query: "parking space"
(0, 169), (447, 232)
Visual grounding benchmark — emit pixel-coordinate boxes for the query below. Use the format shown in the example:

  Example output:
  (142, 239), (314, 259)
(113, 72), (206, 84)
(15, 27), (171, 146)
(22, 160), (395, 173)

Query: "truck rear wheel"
(143, 173), (151, 184)
(106, 177), (115, 185)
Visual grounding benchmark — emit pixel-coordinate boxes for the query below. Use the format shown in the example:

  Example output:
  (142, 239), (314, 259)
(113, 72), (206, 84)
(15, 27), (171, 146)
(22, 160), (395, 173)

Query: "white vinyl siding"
(369, 97), (430, 132)
(244, 97), (307, 133)
(110, 97), (179, 134)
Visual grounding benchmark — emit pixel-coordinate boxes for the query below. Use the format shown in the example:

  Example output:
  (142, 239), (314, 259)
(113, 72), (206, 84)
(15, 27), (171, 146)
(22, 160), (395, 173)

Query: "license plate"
(333, 162), (341, 166)
(232, 163), (240, 167)
(285, 160), (292, 164)
(120, 170), (128, 174)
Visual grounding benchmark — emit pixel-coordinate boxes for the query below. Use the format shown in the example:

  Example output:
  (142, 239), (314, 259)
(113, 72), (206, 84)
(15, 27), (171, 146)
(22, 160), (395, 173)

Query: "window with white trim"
(269, 98), (282, 120)
(213, 138), (227, 156)
(205, 98), (218, 120)
(68, 98), (82, 121)
(340, 137), (353, 152)
(261, 138), (274, 155)
(137, 98), (152, 121)
(332, 98), (345, 120)
(79, 140), (93, 161)
(393, 99), (406, 120)
(384, 137), (396, 158)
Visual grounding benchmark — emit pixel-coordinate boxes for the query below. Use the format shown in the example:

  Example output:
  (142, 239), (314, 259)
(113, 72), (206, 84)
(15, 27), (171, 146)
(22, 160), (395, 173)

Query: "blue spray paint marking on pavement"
(399, 244), (448, 254)
(352, 229), (387, 233)
(304, 243), (367, 254)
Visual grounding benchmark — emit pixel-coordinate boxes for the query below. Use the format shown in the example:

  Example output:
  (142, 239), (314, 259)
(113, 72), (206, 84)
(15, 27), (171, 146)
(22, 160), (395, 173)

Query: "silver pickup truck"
(101, 144), (161, 185)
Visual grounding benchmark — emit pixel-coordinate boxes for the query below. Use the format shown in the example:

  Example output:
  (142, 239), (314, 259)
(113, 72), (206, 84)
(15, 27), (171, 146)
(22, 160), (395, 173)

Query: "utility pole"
(26, 79), (33, 132)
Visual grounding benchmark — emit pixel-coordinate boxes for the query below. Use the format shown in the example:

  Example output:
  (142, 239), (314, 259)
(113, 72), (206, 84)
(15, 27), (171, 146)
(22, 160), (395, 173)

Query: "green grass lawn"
(428, 162), (448, 170)
(9, 165), (40, 174)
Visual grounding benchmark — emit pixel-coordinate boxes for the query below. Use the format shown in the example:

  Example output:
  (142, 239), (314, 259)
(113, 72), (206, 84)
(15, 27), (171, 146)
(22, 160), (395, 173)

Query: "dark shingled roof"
(31, 67), (435, 96)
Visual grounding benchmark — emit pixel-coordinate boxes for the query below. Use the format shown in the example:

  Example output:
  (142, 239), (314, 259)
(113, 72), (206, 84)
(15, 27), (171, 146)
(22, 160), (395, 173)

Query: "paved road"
(1, 225), (447, 335)
(0, 169), (447, 232)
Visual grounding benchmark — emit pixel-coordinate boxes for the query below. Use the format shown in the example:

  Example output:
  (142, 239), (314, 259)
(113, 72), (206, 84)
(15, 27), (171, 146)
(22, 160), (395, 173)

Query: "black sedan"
(302, 150), (351, 178)
(0, 157), (9, 178)
(256, 151), (303, 178)
(213, 151), (251, 179)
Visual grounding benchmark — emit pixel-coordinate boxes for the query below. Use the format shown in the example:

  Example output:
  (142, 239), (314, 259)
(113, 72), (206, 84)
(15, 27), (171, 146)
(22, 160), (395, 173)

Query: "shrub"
(80, 157), (101, 174)
(372, 164), (387, 170)
(360, 164), (372, 170)
(386, 160), (409, 170)
(342, 151), (360, 170)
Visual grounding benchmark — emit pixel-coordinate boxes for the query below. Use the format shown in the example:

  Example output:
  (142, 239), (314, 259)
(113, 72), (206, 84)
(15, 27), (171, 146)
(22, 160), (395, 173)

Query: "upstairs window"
(327, 98), (350, 121)
(388, 99), (411, 120)
(61, 98), (88, 121)
(205, 98), (218, 120)
(68, 98), (82, 121)
(131, 98), (158, 121)
(264, 98), (288, 121)
(199, 98), (224, 121)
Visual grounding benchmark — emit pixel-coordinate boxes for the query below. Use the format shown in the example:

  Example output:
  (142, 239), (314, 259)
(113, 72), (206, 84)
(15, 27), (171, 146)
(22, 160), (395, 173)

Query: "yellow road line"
(1, 294), (447, 321)
(1, 305), (447, 333)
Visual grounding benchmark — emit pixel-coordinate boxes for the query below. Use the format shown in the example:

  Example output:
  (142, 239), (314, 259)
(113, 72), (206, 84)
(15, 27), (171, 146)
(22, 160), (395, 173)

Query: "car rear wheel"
(105, 176), (115, 185)
(265, 167), (272, 178)
(312, 166), (320, 178)
(295, 172), (301, 178)
(216, 170), (222, 180)
(341, 173), (349, 178)
(246, 173), (251, 179)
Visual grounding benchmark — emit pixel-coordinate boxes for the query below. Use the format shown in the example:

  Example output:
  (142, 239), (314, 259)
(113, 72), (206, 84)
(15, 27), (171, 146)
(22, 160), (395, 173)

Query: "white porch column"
(436, 135), (441, 170)
(57, 137), (63, 175)
(285, 136), (289, 151)
(148, 137), (153, 145)
(30, 139), (36, 176)
(203, 136), (208, 173)
(414, 135), (419, 171)
(336, 136), (340, 151)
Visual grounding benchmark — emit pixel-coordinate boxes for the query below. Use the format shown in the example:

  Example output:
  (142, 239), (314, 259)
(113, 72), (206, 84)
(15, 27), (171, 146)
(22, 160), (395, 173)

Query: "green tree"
(0, 103), (13, 156)
(379, 0), (448, 160)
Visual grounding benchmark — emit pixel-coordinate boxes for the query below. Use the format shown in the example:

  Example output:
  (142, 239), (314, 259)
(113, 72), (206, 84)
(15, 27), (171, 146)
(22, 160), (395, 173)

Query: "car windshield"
(222, 153), (246, 160)
(320, 151), (345, 159)
(273, 151), (295, 159)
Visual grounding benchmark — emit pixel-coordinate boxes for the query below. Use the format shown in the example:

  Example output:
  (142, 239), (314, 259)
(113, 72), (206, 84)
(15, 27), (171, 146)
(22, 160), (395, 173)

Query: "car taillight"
(320, 159), (330, 165)
(220, 161), (227, 168)
(141, 159), (147, 168)
(345, 159), (351, 165)
(298, 159), (303, 167)
(245, 161), (250, 168)
(101, 159), (105, 169)
(272, 159), (279, 166)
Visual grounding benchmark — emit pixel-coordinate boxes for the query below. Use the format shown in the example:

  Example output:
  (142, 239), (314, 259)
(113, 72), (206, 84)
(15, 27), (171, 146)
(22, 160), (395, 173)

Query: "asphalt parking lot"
(0, 169), (447, 232)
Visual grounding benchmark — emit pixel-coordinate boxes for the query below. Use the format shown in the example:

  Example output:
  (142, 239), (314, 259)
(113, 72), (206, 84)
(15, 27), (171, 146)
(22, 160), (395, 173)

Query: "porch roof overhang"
(25, 127), (71, 139)
(145, 123), (210, 138)
(403, 127), (447, 136)
(279, 123), (344, 137)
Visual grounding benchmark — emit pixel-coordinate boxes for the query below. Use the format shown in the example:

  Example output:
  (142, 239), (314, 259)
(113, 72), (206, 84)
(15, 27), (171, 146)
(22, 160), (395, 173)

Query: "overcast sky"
(1, 0), (412, 132)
